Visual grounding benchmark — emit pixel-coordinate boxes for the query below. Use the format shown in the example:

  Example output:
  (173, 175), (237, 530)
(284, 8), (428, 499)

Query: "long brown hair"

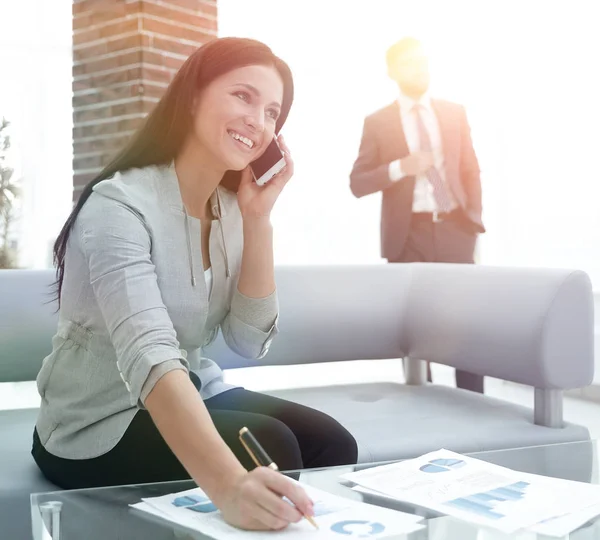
(53, 37), (294, 305)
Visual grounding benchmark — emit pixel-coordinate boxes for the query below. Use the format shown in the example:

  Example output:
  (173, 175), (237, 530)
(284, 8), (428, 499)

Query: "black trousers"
(32, 388), (358, 490)
(391, 210), (484, 394)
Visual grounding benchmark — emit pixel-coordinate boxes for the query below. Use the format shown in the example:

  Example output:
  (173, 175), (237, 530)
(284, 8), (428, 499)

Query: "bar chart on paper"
(444, 481), (529, 520)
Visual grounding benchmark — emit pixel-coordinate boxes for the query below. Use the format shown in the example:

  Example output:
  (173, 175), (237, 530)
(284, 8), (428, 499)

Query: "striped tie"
(413, 104), (453, 213)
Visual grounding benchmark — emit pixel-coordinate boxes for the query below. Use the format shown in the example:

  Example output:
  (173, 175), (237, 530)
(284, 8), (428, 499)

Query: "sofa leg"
(534, 388), (564, 428)
(405, 358), (427, 386)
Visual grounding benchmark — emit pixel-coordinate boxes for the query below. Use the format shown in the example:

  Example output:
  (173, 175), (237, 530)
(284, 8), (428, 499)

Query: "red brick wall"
(72, 0), (218, 199)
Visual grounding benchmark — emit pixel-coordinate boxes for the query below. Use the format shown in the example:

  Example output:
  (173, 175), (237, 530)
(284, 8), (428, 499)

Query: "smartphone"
(250, 137), (286, 186)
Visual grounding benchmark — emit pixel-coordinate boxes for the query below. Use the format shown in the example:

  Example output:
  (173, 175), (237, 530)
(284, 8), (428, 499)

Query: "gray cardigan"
(35, 162), (279, 459)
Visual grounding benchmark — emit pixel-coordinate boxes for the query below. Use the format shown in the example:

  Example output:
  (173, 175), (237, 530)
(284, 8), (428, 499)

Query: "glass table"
(31, 439), (600, 539)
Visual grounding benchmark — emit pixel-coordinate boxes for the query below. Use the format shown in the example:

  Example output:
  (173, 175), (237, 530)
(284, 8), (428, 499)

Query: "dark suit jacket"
(350, 100), (485, 261)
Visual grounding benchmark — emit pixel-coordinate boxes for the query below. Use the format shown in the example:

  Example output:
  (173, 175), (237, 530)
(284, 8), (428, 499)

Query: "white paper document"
(522, 473), (600, 537)
(352, 480), (600, 537)
(528, 502), (600, 537)
(130, 482), (424, 539)
(342, 449), (600, 534)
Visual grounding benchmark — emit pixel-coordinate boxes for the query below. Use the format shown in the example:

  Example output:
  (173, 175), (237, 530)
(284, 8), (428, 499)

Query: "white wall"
(2, 0), (599, 280)
(0, 0), (73, 269)
(219, 0), (600, 285)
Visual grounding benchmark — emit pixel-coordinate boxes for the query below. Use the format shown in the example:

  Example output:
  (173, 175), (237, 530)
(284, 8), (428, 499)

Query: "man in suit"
(350, 37), (485, 393)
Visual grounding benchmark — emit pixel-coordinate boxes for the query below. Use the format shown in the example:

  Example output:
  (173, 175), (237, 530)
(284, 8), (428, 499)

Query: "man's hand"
(399, 151), (434, 176)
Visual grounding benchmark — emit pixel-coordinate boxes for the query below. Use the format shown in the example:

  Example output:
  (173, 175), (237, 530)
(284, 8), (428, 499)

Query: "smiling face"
(189, 64), (284, 172)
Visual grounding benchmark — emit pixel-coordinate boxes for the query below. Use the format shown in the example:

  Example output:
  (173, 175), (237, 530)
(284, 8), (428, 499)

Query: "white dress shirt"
(388, 92), (457, 213)
(205, 266), (213, 297)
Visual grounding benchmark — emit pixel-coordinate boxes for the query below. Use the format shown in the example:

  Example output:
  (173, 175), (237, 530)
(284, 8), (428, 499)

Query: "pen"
(238, 427), (319, 530)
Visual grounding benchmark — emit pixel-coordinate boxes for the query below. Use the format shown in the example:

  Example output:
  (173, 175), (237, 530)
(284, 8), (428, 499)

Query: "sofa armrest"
(403, 263), (594, 390)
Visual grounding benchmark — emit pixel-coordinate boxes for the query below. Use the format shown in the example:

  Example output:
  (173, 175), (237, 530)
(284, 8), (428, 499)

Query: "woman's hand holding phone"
(237, 135), (293, 220)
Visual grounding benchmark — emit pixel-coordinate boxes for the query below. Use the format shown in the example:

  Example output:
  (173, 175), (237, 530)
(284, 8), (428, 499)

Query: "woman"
(32, 37), (358, 531)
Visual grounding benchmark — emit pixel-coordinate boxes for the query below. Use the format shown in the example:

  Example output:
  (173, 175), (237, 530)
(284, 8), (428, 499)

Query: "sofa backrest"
(1, 264), (594, 389)
(0, 265), (413, 382)
(402, 263), (595, 389)
(0, 270), (58, 382)
(206, 264), (412, 369)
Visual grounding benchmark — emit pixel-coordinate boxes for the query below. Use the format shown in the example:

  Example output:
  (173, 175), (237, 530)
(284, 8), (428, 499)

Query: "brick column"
(72, 0), (218, 200)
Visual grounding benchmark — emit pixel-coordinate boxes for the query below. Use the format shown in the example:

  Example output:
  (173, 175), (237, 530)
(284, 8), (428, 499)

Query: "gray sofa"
(0, 264), (595, 539)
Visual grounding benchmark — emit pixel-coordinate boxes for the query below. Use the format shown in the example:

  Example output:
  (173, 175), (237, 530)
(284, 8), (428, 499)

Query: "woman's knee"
(326, 420), (359, 465)
(305, 415), (358, 467)
(340, 426), (359, 463)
